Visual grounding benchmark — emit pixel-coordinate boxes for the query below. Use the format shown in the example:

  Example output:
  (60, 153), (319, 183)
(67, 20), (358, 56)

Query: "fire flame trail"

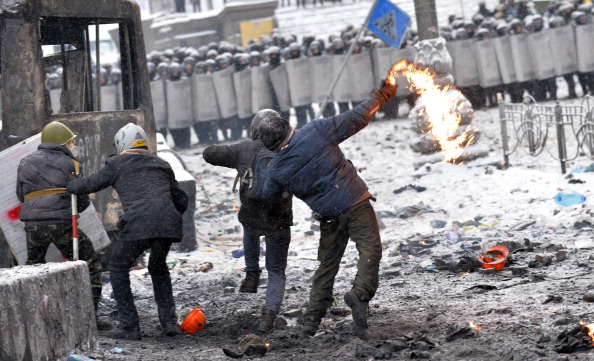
(387, 60), (477, 163)
(468, 321), (483, 330)
(580, 321), (594, 345)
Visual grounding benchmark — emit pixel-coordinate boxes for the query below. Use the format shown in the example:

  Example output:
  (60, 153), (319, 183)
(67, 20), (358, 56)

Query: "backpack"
(232, 148), (279, 201)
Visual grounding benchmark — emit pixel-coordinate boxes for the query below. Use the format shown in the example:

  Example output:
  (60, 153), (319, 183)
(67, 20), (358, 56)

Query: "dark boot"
(158, 306), (180, 337)
(96, 314), (113, 331)
(256, 309), (276, 334)
(302, 314), (321, 336)
(239, 271), (260, 293)
(344, 290), (369, 340)
(106, 325), (141, 340)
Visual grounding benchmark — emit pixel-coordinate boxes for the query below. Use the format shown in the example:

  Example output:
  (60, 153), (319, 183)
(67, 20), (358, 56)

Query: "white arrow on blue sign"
(367, 0), (411, 49)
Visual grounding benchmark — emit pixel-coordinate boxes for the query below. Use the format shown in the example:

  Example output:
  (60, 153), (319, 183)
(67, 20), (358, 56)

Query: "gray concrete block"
(0, 261), (97, 361)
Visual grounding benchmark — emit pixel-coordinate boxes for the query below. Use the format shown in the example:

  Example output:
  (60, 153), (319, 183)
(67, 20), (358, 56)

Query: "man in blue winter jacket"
(255, 77), (397, 340)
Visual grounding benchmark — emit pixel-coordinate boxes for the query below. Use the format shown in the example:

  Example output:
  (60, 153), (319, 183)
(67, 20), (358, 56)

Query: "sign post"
(317, 0), (410, 118)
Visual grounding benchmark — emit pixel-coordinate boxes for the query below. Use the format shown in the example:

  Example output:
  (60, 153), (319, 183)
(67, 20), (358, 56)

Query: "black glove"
(371, 79), (397, 106)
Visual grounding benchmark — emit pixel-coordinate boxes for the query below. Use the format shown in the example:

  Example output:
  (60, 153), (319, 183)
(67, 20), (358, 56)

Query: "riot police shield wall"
(349, 53), (375, 102)
(550, 27), (578, 76)
(526, 32), (556, 80)
(251, 66), (274, 113)
(332, 55), (354, 102)
(493, 37), (517, 84)
(474, 39), (503, 87)
(575, 23), (594, 73)
(166, 78), (193, 129)
(151, 80), (167, 130)
(100, 84), (122, 111)
(49, 88), (61, 114)
(213, 67), (238, 118)
(448, 39), (480, 87)
(286, 57), (312, 107)
(269, 64), (291, 112)
(193, 73), (221, 122)
(510, 34), (536, 82)
(309, 55), (334, 103)
(233, 69), (252, 119)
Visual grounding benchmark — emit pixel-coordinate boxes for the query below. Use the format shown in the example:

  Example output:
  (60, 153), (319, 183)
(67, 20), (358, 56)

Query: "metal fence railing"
(499, 95), (594, 174)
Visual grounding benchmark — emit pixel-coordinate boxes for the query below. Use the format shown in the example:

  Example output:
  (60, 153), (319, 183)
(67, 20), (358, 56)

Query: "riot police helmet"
(206, 49), (218, 60)
(249, 51), (261, 66)
(215, 54), (231, 69)
(476, 28), (490, 40)
(194, 61), (207, 74)
(205, 59), (216, 73)
(169, 62), (182, 80)
(287, 43), (302, 59)
(182, 56), (195, 76)
(157, 62), (170, 79)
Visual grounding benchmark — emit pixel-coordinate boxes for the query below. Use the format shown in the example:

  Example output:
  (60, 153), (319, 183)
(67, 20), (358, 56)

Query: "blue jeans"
(243, 225), (290, 314)
(110, 238), (176, 329)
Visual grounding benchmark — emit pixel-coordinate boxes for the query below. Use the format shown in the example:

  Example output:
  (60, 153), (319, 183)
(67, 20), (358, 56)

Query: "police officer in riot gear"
(286, 43), (313, 128)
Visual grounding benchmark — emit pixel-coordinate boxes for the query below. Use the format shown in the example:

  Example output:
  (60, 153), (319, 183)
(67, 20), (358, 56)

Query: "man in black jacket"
(16, 121), (108, 330)
(203, 109), (293, 333)
(67, 123), (188, 340)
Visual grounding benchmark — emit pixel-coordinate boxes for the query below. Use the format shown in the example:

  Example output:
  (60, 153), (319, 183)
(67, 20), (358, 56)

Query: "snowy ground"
(81, 86), (594, 361)
(76, 2), (594, 361)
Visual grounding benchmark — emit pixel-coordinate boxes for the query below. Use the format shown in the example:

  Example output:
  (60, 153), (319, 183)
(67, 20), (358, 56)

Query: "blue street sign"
(367, 0), (411, 49)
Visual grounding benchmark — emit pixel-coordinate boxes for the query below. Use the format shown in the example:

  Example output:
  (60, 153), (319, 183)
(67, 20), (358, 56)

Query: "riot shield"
(349, 52), (375, 102)
(474, 39), (503, 87)
(193, 73), (220, 122)
(549, 26), (578, 76)
(213, 67), (238, 118)
(493, 37), (517, 84)
(332, 55), (354, 102)
(309, 55), (334, 103)
(166, 78), (193, 129)
(371, 47), (393, 83)
(49, 88), (61, 114)
(575, 23), (594, 73)
(100, 84), (121, 111)
(233, 69), (252, 118)
(447, 39), (480, 87)
(526, 31), (556, 80)
(510, 34), (536, 82)
(269, 64), (291, 112)
(286, 57), (312, 107)
(151, 80), (167, 130)
(251, 66), (274, 113)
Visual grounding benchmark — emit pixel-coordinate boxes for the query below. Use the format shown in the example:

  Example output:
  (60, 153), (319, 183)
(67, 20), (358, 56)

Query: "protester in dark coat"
(203, 109), (293, 333)
(255, 77), (398, 340)
(67, 123), (188, 340)
(16, 121), (108, 329)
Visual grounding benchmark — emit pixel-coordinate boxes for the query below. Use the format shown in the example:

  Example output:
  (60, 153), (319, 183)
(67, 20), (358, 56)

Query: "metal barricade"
(499, 95), (594, 173)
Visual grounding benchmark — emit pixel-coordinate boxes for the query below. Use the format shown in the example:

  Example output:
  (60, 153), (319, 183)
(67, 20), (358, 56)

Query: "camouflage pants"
(304, 199), (382, 321)
(25, 223), (103, 311)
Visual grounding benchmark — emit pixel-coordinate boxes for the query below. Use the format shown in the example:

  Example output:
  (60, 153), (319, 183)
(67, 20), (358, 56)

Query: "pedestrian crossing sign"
(367, 0), (410, 49)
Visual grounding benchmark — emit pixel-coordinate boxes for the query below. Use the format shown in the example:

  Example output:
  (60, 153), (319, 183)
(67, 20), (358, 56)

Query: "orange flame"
(387, 60), (476, 163)
(468, 321), (483, 330)
(232, 204), (240, 211)
(265, 343), (270, 348)
(580, 321), (594, 345)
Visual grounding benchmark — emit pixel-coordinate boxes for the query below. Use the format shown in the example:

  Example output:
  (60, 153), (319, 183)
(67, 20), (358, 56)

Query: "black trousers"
(110, 238), (177, 329)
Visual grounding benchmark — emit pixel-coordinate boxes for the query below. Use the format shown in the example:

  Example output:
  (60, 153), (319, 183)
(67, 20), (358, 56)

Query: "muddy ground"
(80, 97), (594, 361)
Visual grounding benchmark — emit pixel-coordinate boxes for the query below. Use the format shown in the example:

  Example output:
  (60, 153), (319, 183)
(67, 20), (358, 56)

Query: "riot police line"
(450, 22), (594, 89)
(46, 22), (594, 143)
